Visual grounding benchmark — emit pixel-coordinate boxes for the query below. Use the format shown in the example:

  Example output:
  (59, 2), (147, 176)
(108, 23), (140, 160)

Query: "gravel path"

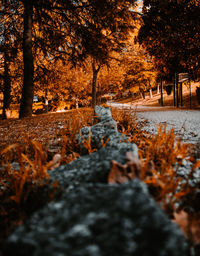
(136, 109), (200, 143)
(108, 103), (200, 144)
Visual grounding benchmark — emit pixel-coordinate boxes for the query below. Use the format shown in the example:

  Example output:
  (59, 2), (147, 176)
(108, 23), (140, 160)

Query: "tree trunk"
(149, 88), (153, 98)
(176, 74), (179, 108)
(140, 88), (145, 99)
(157, 83), (159, 94)
(160, 78), (163, 106)
(92, 62), (101, 107)
(173, 74), (176, 106)
(19, 1), (34, 118)
(180, 82), (183, 106)
(148, 80), (152, 99)
(44, 86), (48, 113)
(2, 51), (11, 119)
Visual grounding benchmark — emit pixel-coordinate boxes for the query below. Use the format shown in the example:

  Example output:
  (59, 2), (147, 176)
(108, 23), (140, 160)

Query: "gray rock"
(3, 180), (187, 256)
(94, 105), (113, 122)
(77, 105), (127, 154)
(49, 142), (138, 190)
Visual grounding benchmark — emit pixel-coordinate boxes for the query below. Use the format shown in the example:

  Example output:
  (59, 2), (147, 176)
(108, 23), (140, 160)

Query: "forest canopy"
(138, 0), (200, 80)
(0, 0), (199, 118)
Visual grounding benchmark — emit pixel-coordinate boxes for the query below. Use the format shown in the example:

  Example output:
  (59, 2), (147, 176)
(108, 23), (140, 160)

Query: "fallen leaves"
(173, 210), (200, 244)
(0, 108), (94, 240)
(108, 152), (141, 184)
(47, 153), (62, 170)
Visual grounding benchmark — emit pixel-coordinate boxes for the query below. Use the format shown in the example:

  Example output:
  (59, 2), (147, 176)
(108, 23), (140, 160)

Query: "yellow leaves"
(174, 190), (191, 199)
(138, 125), (192, 206)
(143, 125), (188, 172)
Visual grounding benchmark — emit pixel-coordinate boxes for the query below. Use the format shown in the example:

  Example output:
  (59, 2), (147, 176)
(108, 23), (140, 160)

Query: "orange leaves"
(108, 152), (141, 184)
(173, 210), (200, 244)
(9, 165), (31, 205)
(1, 136), (51, 204)
(47, 153), (62, 170)
(0, 108), (95, 205)
(192, 160), (200, 170)
(173, 210), (189, 237)
(1, 144), (21, 155)
(137, 125), (194, 207)
(101, 137), (110, 148)
(107, 112), (197, 216)
(81, 128), (97, 154)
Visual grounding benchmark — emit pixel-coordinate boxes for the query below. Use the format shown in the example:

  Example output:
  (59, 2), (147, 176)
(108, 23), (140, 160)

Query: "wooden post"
(160, 78), (163, 106)
(180, 82), (183, 106)
(189, 78), (192, 108)
(176, 74), (179, 108)
(173, 74), (176, 106)
(157, 83), (160, 94)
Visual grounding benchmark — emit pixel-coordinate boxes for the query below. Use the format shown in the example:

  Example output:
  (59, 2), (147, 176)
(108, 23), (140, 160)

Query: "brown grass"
(111, 107), (200, 246)
(0, 106), (199, 246)
(0, 108), (93, 239)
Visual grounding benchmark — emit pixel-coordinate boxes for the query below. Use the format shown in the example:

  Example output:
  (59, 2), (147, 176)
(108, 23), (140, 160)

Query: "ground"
(108, 81), (200, 144)
(0, 85), (200, 254)
(115, 82), (200, 109)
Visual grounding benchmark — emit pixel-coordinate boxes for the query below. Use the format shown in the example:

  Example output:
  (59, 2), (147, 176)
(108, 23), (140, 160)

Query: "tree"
(0, 0), (22, 119)
(1, 0), (139, 116)
(120, 28), (157, 98)
(19, 0), (34, 118)
(18, 0), (139, 116)
(138, 0), (200, 79)
(97, 55), (126, 99)
(36, 59), (92, 110)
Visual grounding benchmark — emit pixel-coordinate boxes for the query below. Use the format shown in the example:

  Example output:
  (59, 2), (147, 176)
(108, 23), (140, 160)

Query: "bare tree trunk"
(2, 51), (11, 119)
(140, 88), (145, 99)
(157, 83), (160, 94)
(173, 74), (176, 106)
(92, 62), (101, 107)
(160, 78), (163, 106)
(149, 88), (153, 98)
(44, 86), (48, 113)
(19, 1), (34, 118)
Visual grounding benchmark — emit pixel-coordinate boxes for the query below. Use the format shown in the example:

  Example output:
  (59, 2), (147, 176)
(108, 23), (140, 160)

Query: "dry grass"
(111, 107), (200, 246)
(0, 106), (199, 246)
(0, 108), (93, 239)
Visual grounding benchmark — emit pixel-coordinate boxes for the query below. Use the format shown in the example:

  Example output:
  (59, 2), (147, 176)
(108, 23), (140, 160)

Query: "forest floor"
(0, 86), (200, 253)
